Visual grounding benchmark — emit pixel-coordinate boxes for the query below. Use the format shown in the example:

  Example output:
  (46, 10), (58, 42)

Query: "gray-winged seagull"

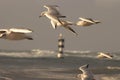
(0, 28), (33, 40)
(76, 17), (100, 26)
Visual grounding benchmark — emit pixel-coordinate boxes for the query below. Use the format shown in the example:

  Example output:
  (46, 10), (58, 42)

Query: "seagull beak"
(39, 16), (42, 18)
(86, 64), (89, 68)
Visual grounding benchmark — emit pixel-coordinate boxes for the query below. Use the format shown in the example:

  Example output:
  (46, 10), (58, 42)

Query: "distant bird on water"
(0, 28), (33, 40)
(97, 52), (113, 59)
(77, 64), (95, 80)
(76, 17), (100, 27)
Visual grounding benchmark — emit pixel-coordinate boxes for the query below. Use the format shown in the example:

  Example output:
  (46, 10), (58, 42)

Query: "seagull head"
(39, 11), (46, 18)
(0, 33), (6, 38)
(79, 64), (89, 71)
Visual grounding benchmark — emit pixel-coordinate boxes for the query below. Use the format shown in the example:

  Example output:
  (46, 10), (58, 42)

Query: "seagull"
(39, 5), (67, 27)
(39, 11), (77, 35)
(0, 28), (33, 40)
(43, 5), (66, 18)
(97, 52), (113, 59)
(39, 11), (65, 29)
(39, 5), (78, 35)
(39, 10), (63, 24)
(76, 17), (100, 27)
(77, 64), (95, 80)
(51, 20), (78, 35)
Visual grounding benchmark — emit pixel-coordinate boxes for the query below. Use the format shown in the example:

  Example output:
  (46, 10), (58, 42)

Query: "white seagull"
(39, 11), (63, 25)
(0, 28), (33, 40)
(43, 5), (66, 18)
(39, 5), (66, 27)
(77, 64), (95, 80)
(39, 5), (78, 35)
(97, 52), (113, 59)
(76, 17), (100, 27)
(51, 20), (78, 35)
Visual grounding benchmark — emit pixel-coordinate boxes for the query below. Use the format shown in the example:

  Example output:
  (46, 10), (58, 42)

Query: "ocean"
(0, 49), (119, 80)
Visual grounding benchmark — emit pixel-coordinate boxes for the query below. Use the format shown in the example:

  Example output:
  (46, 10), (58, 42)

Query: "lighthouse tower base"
(57, 53), (64, 59)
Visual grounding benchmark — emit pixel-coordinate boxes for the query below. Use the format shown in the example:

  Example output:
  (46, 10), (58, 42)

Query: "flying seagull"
(76, 17), (100, 27)
(43, 5), (66, 18)
(0, 28), (33, 40)
(39, 5), (66, 26)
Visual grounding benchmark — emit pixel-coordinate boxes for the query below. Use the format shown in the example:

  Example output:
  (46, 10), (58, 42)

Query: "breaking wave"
(0, 49), (119, 60)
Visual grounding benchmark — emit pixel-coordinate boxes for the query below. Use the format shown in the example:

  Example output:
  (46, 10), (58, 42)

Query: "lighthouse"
(57, 33), (65, 58)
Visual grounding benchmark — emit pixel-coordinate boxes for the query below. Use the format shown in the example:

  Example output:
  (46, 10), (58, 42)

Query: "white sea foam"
(0, 49), (56, 58)
(0, 49), (119, 60)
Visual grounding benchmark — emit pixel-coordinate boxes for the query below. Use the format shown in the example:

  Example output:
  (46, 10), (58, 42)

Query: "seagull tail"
(95, 21), (101, 24)
(59, 16), (66, 18)
(26, 37), (33, 40)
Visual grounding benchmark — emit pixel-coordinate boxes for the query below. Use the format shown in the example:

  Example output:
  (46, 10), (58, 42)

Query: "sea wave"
(0, 49), (119, 60)
(0, 49), (56, 58)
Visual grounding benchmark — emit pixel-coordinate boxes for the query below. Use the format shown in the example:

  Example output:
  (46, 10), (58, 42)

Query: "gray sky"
(0, 0), (120, 52)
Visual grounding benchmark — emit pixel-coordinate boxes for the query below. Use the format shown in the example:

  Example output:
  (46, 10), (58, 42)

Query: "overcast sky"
(0, 0), (120, 52)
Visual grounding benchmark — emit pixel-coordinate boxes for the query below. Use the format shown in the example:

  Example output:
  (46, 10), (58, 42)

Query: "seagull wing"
(46, 13), (63, 25)
(51, 20), (57, 29)
(65, 21), (74, 25)
(9, 28), (33, 33)
(44, 5), (66, 18)
(44, 5), (59, 14)
(63, 25), (78, 36)
(79, 17), (95, 23)
(101, 53), (113, 59)
(0, 29), (8, 33)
